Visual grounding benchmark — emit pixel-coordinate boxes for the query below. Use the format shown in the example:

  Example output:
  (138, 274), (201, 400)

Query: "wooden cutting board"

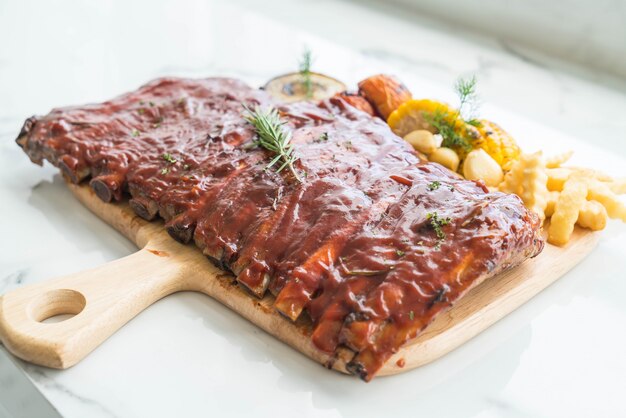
(0, 181), (599, 377)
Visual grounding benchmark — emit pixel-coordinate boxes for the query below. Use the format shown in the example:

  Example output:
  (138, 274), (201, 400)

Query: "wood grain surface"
(0, 183), (599, 377)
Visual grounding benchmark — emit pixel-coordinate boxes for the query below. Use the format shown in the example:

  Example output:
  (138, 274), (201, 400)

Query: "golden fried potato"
(546, 168), (571, 192)
(544, 191), (560, 218)
(545, 150), (573, 168)
(587, 180), (626, 222)
(520, 152), (549, 221)
(568, 167), (612, 182)
(358, 74), (412, 120)
(608, 178), (626, 194)
(499, 155), (525, 196)
(577, 200), (608, 231)
(548, 176), (588, 246)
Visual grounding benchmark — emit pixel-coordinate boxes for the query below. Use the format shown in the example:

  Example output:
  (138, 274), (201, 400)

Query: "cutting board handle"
(0, 243), (188, 369)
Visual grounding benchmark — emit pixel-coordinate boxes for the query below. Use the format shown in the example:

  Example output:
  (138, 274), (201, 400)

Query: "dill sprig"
(243, 105), (302, 182)
(299, 48), (313, 99)
(425, 110), (473, 152)
(423, 75), (481, 152)
(454, 75), (478, 121)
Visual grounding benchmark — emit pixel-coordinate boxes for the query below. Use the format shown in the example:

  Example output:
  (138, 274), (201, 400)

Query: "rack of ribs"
(16, 77), (544, 380)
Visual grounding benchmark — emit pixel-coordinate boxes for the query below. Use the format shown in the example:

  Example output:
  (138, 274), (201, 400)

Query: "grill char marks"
(16, 77), (544, 380)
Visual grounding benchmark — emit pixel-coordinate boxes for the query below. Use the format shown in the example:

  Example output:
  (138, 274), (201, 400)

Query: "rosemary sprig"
(299, 48), (313, 99)
(243, 105), (302, 182)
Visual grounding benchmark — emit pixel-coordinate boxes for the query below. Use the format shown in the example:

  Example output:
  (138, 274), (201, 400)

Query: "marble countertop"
(1, 0), (626, 417)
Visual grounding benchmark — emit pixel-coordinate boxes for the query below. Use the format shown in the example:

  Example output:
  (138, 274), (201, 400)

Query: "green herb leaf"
(160, 167), (170, 175)
(427, 181), (441, 191)
(409, 311), (415, 320)
(131, 129), (140, 137)
(426, 211), (451, 245)
(423, 110), (473, 152)
(243, 105), (302, 182)
(396, 249), (405, 257)
(299, 48), (313, 99)
(455, 75), (478, 120)
(162, 153), (177, 164)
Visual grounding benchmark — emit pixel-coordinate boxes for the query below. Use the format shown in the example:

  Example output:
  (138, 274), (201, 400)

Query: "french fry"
(608, 178), (626, 194)
(499, 156), (524, 196)
(548, 176), (588, 246)
(520, 152), (549, 221)
(587, 180), (626, 222)
(546, 168), (571, 192)
(545, 150), (573, 168)
(568, 167), (612, 182)
(577, 200), (607, 231)
(544, 191), (560, 218)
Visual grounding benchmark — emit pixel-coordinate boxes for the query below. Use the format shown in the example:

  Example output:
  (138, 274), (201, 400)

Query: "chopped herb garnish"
(138, 108), (145, 115)
(396, 249), (405, 257)
(299, 48), (313, 99)
(149, 101), (155, 107)
(243, 105), (302, 182)
(162, 153), (177, 164)
(160, 167), (170, 175)
(313, 132), (329, 143)
(427, 181), (441, 191)
(131, 129), (140, 137)
(409, 311), (415, 320)
(426, 212), (451, 245)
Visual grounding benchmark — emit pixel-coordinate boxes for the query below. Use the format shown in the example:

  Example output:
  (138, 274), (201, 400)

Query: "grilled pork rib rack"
(16, 77), (544, 380)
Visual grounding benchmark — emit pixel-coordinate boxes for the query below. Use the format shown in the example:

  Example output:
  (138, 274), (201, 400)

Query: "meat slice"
(16, 77), (544, 380)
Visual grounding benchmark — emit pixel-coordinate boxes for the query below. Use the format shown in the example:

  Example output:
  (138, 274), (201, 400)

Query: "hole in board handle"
(28, 289), (87, 323)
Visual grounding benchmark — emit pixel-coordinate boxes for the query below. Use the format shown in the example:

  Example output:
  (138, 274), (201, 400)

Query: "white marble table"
(1, 1), (626, 417)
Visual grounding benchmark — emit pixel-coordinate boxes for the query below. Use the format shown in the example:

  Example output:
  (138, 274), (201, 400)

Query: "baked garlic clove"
(403, 130), (437, 155)
(429, 147), (460, 172)
(463, 148), (504, 186)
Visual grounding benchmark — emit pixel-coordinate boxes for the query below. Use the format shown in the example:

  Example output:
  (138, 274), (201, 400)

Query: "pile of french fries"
(497, 151), (626, 245)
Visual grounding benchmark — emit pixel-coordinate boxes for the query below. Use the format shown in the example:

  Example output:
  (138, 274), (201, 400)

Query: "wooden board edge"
(66, 182), (599, 377)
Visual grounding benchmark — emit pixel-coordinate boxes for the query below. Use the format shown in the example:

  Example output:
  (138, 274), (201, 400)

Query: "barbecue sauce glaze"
(17, 78), (544, 380)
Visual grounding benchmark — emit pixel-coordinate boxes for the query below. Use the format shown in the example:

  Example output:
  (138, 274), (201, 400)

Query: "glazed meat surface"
(16, 77), (544, 380)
